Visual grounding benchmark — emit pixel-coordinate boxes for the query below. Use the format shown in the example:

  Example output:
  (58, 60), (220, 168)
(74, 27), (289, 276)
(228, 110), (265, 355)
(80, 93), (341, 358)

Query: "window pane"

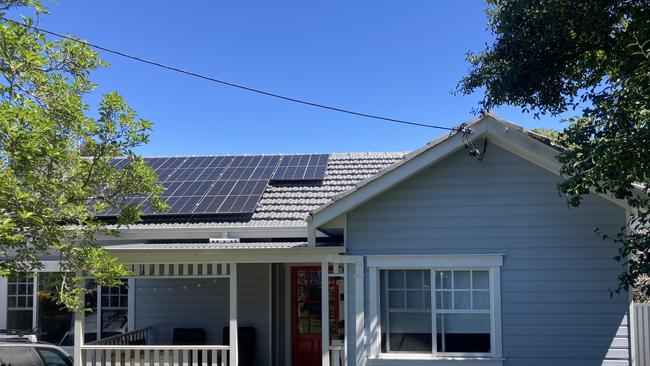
(405, 271), (422, 289)
(102, 309), (128, 338)
(388, 271), (404, 288)
(436, 313), (490, 353)
(384, 312), (432, 352)
(388, 290), (405, 309)
(37, 272), (74, 345)
(473, 271), (489, 289)
(7, 310), (32, 331)
(0, 347), (43, 365)
(436, 271), (452, 289)
(454, 271), (471, 289)
(473, 291), (490, 310)
(37, 348), (71, 366)
(436, 291), (452, 309)
(454, 291), (471, 310)
(406, 290), (423, 309)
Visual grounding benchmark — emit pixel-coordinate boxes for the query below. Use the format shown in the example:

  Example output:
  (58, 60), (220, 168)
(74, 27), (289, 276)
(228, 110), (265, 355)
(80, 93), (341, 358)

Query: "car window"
(36, 349), (71, 366)
(0, 346), (43, 366)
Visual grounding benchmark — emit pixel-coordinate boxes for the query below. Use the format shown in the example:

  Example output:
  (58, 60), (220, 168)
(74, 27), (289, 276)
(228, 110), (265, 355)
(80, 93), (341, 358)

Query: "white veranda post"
(321, 261), (330, 366)
(230, 263), (238, 366)
(73, 274), (84, 366)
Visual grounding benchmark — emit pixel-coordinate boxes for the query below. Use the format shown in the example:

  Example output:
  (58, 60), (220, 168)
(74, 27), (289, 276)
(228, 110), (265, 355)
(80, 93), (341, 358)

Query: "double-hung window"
(370, 255), (503, 360)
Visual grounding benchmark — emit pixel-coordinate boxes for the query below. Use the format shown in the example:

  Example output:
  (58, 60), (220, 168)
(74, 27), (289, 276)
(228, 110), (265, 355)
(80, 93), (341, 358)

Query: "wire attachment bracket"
(451, 122), (488, 161)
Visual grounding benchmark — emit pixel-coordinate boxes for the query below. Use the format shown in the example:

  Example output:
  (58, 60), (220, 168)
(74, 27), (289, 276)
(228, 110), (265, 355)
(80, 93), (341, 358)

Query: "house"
(0, 114), (632, 366)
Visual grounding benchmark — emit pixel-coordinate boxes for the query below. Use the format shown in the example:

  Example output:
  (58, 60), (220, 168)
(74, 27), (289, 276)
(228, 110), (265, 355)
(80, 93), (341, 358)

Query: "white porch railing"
(86, 327), (151, 346)
(329, 341), (344, 366)
(80, 345), (230, 366)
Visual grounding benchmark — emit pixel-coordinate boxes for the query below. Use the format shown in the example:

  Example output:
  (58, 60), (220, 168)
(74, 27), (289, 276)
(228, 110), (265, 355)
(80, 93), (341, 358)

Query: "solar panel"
(98, 153), (330, 217)
(271, 154), (329, 181)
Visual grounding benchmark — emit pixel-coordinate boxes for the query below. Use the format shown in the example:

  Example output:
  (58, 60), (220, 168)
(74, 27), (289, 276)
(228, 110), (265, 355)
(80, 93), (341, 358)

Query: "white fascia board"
(99, 225), (309, 242)
(484, 118), (629, 208)
(366, 254), (504, 268)
(104, 247), (352, 264)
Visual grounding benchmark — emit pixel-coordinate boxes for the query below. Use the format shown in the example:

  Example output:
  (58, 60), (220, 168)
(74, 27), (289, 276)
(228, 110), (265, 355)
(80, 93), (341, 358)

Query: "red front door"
(291, 267), (339, 366)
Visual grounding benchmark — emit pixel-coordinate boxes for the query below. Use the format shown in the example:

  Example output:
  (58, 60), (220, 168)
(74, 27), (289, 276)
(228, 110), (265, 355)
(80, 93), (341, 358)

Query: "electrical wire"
(2, 17), (463, 132)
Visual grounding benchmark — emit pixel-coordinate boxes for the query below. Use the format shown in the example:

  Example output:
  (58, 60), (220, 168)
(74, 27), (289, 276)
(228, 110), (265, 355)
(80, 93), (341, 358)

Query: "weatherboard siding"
(134, 263), (270, 366)
(346, 144), (629, 366)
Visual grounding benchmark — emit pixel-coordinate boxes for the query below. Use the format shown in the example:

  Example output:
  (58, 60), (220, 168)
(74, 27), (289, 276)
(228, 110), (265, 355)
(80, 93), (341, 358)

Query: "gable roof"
(307, 113), (577, 227)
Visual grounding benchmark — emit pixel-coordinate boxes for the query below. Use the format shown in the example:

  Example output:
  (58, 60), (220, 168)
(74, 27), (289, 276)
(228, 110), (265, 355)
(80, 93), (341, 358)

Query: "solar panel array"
(100, 154), (329, 217)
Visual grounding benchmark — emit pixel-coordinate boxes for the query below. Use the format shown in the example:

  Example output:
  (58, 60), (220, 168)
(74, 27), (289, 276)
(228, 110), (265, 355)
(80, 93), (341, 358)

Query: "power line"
(1, 17), (461, 132)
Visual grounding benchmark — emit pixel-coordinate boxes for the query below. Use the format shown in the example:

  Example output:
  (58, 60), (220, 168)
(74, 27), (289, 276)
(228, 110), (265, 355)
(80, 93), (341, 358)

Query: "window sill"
(368, 354), (504, 366)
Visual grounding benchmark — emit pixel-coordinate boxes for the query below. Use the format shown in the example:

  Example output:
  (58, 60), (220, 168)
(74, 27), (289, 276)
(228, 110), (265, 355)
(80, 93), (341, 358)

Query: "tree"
(530, 127), (560, 141)
(458, 0), (649, 301)
(0, 0), (167, 310)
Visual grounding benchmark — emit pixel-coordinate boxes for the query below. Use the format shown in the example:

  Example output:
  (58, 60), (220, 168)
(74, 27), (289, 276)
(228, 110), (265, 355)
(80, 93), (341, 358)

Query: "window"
(36, 348), (72, 366)
(434, 270), (490, 353)
(3, 272), (129, 345)
(380, 270), (432, 353)
(0, 346), (44, 366)
(100, 279), (129, 338)
(369, 255), (502, 359)
(7, 274), (34, 332)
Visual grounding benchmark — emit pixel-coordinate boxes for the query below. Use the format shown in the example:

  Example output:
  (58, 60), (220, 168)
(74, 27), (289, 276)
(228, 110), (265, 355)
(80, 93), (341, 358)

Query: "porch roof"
(104, 241), (309, 250)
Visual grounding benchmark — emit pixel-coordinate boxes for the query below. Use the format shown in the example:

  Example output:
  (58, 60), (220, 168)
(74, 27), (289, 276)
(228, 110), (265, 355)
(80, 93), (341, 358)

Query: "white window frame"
(367, 254), (503, 361)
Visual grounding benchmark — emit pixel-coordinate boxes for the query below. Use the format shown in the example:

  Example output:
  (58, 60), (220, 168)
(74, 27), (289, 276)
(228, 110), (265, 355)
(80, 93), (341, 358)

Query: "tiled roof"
(115, 152), (406, 230)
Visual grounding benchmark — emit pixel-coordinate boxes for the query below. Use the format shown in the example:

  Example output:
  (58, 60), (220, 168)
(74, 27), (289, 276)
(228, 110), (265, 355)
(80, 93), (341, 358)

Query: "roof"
(113, 152), (406, 231)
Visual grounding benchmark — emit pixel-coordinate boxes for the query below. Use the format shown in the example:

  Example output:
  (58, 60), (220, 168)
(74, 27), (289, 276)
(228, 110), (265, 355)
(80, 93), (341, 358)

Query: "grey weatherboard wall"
(345, 143), (630, 366)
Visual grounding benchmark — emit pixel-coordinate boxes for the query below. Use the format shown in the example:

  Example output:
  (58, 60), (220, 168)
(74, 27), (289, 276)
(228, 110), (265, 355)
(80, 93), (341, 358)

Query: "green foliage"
(530, 128), (560, 141)
(459, 0), (650, 300)
(0, 0), (167, 311)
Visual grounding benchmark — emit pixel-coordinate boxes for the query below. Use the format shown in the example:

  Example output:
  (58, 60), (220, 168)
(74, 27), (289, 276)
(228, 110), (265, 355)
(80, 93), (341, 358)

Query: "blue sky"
(16, 1), (571, 155)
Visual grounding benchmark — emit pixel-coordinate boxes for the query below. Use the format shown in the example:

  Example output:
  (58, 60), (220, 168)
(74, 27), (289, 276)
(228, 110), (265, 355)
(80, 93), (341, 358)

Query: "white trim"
(101, 225), (310, 242)
(340, 264), (349, 366)
(268, 263), (273, 366)
(283, 264), (291, 366)
(31, 275), (38, 331)
(73, 273), (85, 366)
(229, 263), (238, 366)
(96, 285), (102, 337)
(0, 277), (7, 329)
(127, 278), (136, 331)
(367, 255), (503, 361)
(321, 261), (330, 366)
(353, 257), (366, 366)
(370, 355), (504, 366)
(107, 247), (346, 264)
(368, 268), (380, 358)
(367, 255), (504, 268)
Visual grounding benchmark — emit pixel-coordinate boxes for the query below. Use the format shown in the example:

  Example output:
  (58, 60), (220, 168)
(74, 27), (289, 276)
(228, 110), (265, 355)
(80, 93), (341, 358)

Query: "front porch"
(74, 251), (362, 366)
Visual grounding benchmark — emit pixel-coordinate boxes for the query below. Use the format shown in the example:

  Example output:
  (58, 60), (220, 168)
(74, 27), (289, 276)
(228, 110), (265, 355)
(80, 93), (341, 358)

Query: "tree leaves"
(459, 0), (650, 301)
(0, 1), (167, 311)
